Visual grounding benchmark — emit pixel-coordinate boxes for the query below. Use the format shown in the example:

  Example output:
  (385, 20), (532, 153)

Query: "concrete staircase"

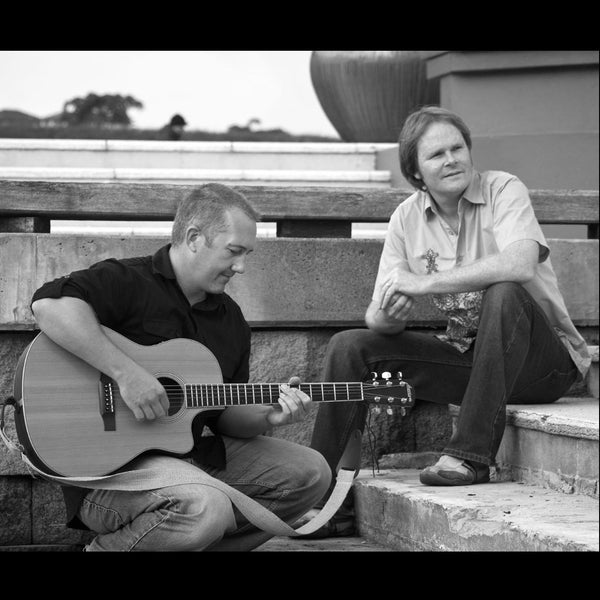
(261, 399), (599, 551)
(261, 352), (599, 553)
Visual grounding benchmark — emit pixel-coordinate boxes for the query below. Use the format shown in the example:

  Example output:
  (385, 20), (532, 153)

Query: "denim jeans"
(79, 434), (330, 551)
(310, 282), (579, 510)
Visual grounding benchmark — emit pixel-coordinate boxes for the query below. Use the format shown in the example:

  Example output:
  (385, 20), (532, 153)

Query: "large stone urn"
(310, 50), (440, 143)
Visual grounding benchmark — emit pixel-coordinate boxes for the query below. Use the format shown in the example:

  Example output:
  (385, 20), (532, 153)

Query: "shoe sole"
(420, 470), (490, 486)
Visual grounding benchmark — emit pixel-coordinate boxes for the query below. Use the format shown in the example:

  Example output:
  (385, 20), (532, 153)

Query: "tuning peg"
(371, 406), (381, 415)
(382, 371), (391, 379)
(371, 371), (378, 379)
(386, 408), (394, 416)
(397, 371), (403, 380)
(400, 407), (407, 416)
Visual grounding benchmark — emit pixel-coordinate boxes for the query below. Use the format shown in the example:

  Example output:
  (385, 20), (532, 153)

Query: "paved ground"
(255, 535), (393, 552)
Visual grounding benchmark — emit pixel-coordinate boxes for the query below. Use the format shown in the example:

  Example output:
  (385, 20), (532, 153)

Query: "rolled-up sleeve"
(490, 176), (549, 263)
(31, 259), (135, 327)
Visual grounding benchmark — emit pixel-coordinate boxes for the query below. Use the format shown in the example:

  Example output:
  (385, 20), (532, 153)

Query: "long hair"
(398, 105), (472, 190)
(171, 183), (259, 246)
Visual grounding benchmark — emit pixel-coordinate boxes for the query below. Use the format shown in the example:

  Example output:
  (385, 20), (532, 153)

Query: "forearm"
(381, 239), (539, 303)
(216, 406), (274, 438)
(422, 242), (538, 294)
(216, 379), (312, 437)
(31, 296), (137, 380)
(32, 297), (171, 421)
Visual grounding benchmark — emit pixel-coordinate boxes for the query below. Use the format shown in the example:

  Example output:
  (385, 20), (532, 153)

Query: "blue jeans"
(310, 283), (579, 509)
(79, 435), (330, 551)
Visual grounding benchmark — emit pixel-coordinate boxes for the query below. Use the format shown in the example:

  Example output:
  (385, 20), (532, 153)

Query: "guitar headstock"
(363, 371), (414, 416)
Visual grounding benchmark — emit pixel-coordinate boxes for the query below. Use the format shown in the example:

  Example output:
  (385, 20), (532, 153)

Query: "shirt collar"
(151, 244), (225, 311)
(422, 169), (484, 220)
(152, 244), (177, 279)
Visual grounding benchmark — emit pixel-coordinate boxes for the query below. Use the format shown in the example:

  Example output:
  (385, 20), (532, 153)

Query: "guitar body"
(14, 327), (223, 477)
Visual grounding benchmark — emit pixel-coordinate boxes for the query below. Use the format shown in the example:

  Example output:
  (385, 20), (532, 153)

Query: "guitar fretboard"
(185, 383), (364, 407)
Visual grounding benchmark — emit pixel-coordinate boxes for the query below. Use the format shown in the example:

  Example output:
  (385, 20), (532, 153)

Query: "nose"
(231, 255), (246, 274)
(444, 151), (457, 165)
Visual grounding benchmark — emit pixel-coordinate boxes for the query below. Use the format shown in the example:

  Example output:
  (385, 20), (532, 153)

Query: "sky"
(0, 50), (340, 137)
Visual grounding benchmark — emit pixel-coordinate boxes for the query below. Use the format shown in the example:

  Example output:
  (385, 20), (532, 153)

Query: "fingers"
(130, 405), (146, 421)
(388, 293), (414, 319)
(278, 382), (311, 423)
(379, 280), (395, 310)
(141, 404), (158, 420)
(379, 290), (414, 320)
(134, 397), (167, 421)
(159, 392), (170, 415)
(129, 387), (169, 421)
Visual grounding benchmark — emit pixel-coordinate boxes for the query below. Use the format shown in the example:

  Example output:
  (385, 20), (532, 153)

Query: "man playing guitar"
(29, 183), (331, 551)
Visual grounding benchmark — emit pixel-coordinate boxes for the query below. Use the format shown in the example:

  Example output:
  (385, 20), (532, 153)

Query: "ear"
(185, 226), (205, 252)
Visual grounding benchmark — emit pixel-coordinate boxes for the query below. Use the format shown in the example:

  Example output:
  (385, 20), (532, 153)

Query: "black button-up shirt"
(31, 244), (251, 528)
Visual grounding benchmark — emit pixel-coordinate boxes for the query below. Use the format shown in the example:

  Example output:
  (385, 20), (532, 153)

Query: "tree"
(60, 93), (144, 127)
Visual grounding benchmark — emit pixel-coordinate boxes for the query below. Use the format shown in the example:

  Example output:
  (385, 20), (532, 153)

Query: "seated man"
(300, 105), (589, 538)
(30, 182), (331, 551)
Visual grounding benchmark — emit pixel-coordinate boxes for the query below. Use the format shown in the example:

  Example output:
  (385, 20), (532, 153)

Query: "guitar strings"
(145, 384), (409, 393)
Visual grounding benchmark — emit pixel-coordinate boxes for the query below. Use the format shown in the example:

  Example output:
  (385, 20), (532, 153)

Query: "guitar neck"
(184, 382), (364, 408)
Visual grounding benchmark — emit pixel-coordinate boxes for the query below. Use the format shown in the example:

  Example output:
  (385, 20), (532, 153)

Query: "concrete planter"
(310, 50), (439, 143)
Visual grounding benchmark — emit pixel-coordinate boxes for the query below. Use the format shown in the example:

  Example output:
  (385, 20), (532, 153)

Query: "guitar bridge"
(99, 374), (116, 431)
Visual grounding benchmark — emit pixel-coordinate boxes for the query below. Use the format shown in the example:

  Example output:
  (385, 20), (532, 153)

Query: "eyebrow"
(426, 141), (464, 158)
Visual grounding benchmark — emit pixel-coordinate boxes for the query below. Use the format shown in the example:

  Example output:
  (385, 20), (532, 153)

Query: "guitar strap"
(1, 397), (361, 538)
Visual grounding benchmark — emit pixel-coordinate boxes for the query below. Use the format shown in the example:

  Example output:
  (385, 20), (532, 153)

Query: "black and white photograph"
(0, 50), (597, 556)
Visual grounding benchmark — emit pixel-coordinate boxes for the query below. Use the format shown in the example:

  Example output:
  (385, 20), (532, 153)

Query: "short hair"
(398, 105), (472, 191)
(171, 183), (259, 246)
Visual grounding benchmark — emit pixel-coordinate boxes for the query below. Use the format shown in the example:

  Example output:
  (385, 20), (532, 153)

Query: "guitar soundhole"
(158, 377), (184, 416)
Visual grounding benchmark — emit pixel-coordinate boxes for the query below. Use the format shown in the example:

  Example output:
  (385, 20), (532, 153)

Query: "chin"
(444, 177), (469, 193)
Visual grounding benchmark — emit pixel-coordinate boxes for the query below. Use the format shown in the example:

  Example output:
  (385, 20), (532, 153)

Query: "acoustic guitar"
(11, 326), (414, 477)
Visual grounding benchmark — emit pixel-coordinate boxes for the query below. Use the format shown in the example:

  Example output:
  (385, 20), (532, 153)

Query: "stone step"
(0, 166), (392, 188)
(0, 544), (84, 552)
(467, 396), (597, 498)
(256, 535), (393, 552)
(382, 394), (599, 499)
(0, 140), (397, 171)
(353, 468), (599, 551)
